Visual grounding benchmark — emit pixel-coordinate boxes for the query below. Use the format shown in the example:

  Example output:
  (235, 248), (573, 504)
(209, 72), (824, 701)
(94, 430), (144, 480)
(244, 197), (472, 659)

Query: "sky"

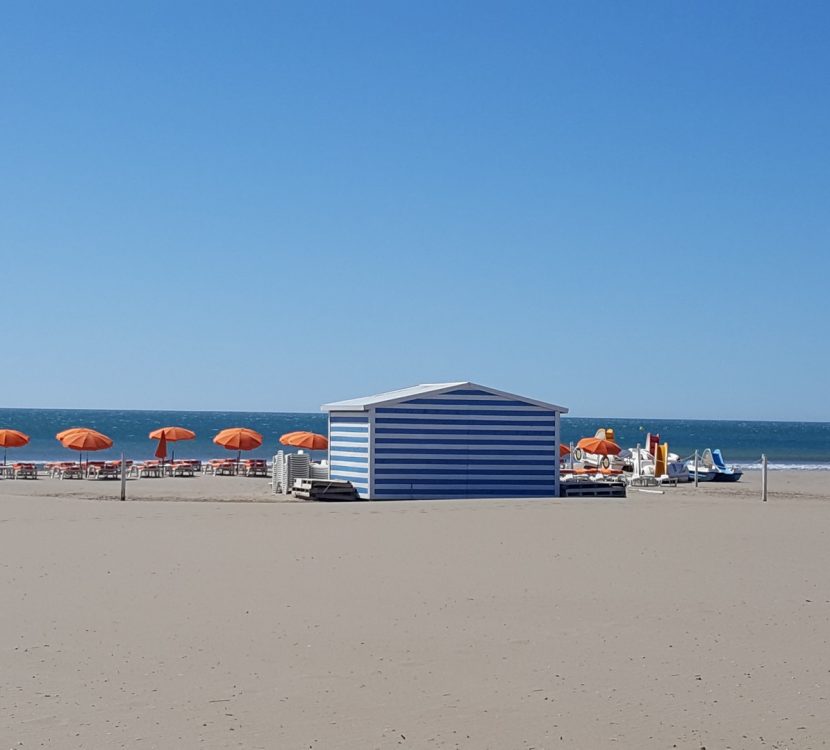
(1, 1), (828, 420)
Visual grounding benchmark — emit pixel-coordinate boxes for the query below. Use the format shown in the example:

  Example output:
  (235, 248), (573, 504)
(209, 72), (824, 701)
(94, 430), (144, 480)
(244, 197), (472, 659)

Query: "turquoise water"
(0, 408), (828, 469)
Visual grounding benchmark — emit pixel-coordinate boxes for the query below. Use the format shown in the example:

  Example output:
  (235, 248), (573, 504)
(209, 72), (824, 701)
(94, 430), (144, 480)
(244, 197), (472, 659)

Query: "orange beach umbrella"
(155, 435), (168, 460)
(213, 428), (263, 452)
(574, 436), (621, 468)
(214, 427), (263, 468)
(57, 427), (113, 466)
(149, 426), (195, 462)
(56, 427), (89, 441)
(279, 431), (328, 451)
(149, 426), (196, 442)
(576, 437), (621, 456)
(559, 443), (570, 458)
(55, 427), (112, 451)
(0, 429), (29, 464)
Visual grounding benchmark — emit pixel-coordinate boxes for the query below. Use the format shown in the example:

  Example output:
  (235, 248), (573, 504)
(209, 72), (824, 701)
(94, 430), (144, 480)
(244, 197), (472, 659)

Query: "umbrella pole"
(237, 450), (241, 475)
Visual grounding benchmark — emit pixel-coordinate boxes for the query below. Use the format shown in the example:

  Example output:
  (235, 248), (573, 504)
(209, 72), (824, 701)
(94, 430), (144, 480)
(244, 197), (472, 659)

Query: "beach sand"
(2, 471), (829, 748)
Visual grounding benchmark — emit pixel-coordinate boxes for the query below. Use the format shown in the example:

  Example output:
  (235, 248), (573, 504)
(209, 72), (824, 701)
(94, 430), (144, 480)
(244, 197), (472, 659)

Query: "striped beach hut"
(322, 382), (568, 500)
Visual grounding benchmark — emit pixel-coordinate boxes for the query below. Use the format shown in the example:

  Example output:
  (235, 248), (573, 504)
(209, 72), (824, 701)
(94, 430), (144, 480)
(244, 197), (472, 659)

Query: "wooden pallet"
(291, 478), (361, 502)
(560, 480), (627, 498)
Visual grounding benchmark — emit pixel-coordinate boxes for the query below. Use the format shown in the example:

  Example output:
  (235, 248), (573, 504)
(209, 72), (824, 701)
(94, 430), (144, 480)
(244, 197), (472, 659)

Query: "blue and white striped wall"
(328, 412), (371, 497)
(326, 385), (563, 500)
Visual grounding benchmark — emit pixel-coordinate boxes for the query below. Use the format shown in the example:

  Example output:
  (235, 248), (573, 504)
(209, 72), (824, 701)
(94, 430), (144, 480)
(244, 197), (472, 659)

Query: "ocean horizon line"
(2, 405), (829, 426)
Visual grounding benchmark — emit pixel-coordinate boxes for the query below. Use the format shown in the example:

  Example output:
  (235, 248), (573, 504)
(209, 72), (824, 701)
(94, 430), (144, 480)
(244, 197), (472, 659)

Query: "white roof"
(322, 381), (568, 413)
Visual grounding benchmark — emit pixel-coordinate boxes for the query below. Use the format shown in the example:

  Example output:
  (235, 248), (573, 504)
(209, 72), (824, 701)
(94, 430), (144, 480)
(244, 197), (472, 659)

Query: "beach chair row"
(43, 460), (189, 480)
(0, 462), (38, 479)
(202, 458), (268, 477)
(43, 461), (134, 479)
(130, 458), (268, 478)
(5, 459), (272, 480)
(131, 459), (267, 477)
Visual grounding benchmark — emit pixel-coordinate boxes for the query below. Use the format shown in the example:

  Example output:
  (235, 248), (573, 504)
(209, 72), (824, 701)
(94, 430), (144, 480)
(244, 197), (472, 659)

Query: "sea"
(1, 408), (829, 470)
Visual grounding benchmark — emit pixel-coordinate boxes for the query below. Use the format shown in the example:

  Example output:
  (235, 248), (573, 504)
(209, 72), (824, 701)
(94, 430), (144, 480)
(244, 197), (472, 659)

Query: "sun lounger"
(46, 461), (75, 478)
(57, 464), (85, 479)
(134, 461), (163, 478)
(241, 459), (268, 477)
(13, 463), (38, 479)
(208, 458), (228, 474)
(213, 460), (237, 476)
(168, 461), (196, 477)
(86, 461), (106, 475)
(204, 458), (236, 476)
(88, 462), (121, 480)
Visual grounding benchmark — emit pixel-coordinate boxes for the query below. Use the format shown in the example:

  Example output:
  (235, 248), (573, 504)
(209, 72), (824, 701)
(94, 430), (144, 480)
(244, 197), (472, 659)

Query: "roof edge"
(322, 381), (568, 413)
(321, 382), (471, 412)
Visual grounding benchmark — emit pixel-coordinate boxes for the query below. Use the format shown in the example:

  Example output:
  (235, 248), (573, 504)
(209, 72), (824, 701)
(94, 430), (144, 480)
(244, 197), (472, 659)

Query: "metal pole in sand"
(694, 450), (699, 488)
(761, 453), (767, 502)
(120, 452), (127, 501)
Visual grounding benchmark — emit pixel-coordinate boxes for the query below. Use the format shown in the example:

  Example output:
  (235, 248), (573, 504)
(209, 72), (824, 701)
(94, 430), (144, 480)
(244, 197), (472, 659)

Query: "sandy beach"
(2, 471), (829, 749)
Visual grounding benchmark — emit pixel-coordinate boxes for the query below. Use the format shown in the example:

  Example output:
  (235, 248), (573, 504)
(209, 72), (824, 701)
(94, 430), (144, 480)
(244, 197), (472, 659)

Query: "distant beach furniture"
(321, 382), (568, 500)
(56, 427), (113, 469)
(212, 427), (263, 474)
(149, 426), (196, 465)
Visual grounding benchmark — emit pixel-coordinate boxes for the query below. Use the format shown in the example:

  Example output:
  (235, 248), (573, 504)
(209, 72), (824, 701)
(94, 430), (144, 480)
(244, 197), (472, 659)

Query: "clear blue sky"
(1, 1), (828, 420)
